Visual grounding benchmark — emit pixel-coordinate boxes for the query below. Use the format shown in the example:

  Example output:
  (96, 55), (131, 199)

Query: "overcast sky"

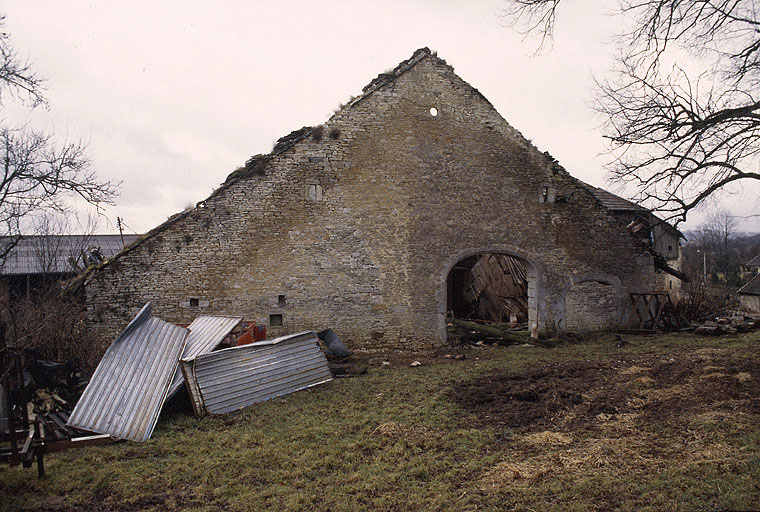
(4, 1), (759, 235)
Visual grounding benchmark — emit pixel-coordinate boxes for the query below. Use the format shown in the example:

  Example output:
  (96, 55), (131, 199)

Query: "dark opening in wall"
(278, 294), (286, 305)
(269, 314), (283, 326)
(189, 298), (199, 307)
(446, 253), (528, 328)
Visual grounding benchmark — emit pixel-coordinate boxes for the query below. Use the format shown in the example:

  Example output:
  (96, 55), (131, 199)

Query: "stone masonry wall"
(84, 50), (658, 349)
(564, 281), (619, 332)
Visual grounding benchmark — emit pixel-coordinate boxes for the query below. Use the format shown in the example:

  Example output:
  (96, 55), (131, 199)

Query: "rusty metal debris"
(180, 331), (332, 417)
(67, 303), (190, 442)
(4, 305), (345, 477)
(166, 315), (243, 400)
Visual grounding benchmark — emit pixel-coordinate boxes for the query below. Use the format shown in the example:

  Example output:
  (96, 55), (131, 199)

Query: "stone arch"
(559, 272), (624, 332)
(437, 246), (543, 344)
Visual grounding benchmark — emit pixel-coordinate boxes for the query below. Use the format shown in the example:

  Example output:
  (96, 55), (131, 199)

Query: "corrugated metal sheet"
(0, 234), (140, 275)
(180, 331), (331, 417)
(166, 315), (243, 400)
(67, 302), (189, 441)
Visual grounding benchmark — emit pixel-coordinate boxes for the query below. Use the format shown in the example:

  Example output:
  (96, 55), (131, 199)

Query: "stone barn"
(79, 48), (675, 349)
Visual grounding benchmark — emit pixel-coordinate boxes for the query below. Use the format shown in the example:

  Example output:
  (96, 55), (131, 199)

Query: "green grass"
(2, 332), (759, 511)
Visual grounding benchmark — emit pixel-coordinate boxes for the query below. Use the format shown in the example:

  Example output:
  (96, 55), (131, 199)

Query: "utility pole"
(117, 217), (125, 247)
(697, 249), (707, 284)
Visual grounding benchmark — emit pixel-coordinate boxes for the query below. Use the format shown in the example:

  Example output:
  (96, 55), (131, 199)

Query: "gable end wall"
(84, 54), (657, 349)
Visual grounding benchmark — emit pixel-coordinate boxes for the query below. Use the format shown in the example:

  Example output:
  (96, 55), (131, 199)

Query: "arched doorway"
(438, 249), (540, 344)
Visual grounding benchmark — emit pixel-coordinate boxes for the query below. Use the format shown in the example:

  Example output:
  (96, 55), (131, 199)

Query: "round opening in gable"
(429, 107), (438, 117)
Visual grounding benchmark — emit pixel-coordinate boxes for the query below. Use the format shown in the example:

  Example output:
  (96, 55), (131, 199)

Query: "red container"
(236, 322), (266, 346)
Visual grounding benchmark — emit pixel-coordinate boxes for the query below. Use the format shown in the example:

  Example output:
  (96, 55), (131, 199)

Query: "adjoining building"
(744, 254), (760, 277)
(581, 185), (685, 297)
(1, 235), (139, 302)
(738, 274), (760, 313)
(77, 48), (685, 348)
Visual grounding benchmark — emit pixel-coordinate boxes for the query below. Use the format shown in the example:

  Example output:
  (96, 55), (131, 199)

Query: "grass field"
(2, 332), (759, 511)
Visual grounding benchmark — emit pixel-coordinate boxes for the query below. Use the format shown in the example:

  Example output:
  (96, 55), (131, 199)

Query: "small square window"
(269, 314), (283, 326)
(278, 294), (286, 305)
(189, 298), (199, 307)
(305, 184), (323, 201)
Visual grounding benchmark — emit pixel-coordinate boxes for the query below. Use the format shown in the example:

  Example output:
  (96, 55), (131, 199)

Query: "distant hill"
(683, 231), (760, 249)
(737, 232), (760, 247)
(733, 232), (760, 255)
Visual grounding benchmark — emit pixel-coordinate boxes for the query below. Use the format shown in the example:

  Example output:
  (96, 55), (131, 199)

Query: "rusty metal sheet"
(166, 315), (243, 400)
(180, 331), (331, 417)
(67, 303), (189, 441)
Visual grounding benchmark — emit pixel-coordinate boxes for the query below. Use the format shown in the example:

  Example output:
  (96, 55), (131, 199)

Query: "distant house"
(738, 273), (760, 313)
(745, 254), (760, 275)
(0, 235), (140, 302)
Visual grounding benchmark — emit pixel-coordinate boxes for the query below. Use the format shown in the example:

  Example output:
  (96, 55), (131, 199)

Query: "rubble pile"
(26, 359), (88, 419)
(694, 314), (760, 335)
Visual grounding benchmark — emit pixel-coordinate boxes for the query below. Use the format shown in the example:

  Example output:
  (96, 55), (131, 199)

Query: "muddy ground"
(450, 346), (760, 434)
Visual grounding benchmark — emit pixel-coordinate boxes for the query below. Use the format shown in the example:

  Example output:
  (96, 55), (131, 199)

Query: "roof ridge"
(360, 47), (432, 95)
(225, 48), (436, 186)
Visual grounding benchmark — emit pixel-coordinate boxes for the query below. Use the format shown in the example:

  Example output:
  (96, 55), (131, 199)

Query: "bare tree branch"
(0, 15), (45, 107)
(502, 0), (760, 225)
(500, 0), (562, 52)
(0, 13), (118, 264)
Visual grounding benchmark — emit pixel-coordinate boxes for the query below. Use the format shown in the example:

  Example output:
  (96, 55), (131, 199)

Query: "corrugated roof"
(180, 331), (331, 417)
(738, 273), (760, 296)
(166, 315), (243, 400)
(67, 302), (189, 441)
(0, 234), (140, 275)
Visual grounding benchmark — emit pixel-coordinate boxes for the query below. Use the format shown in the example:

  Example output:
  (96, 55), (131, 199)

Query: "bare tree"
(0, 15), (44, 108)
(709, 209), (738, 260)
(0, 14), (117, 262)
(0, 212), (106, 371)
(26, 212), (101, 277)
(693, 208), (740, 275)
(502, 1), (760, 226)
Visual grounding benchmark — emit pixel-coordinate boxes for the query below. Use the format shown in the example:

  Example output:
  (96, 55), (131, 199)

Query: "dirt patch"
(465, 344), (760, 500)
(449, 361), (625, 430)
(449, 348), (760, 433)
